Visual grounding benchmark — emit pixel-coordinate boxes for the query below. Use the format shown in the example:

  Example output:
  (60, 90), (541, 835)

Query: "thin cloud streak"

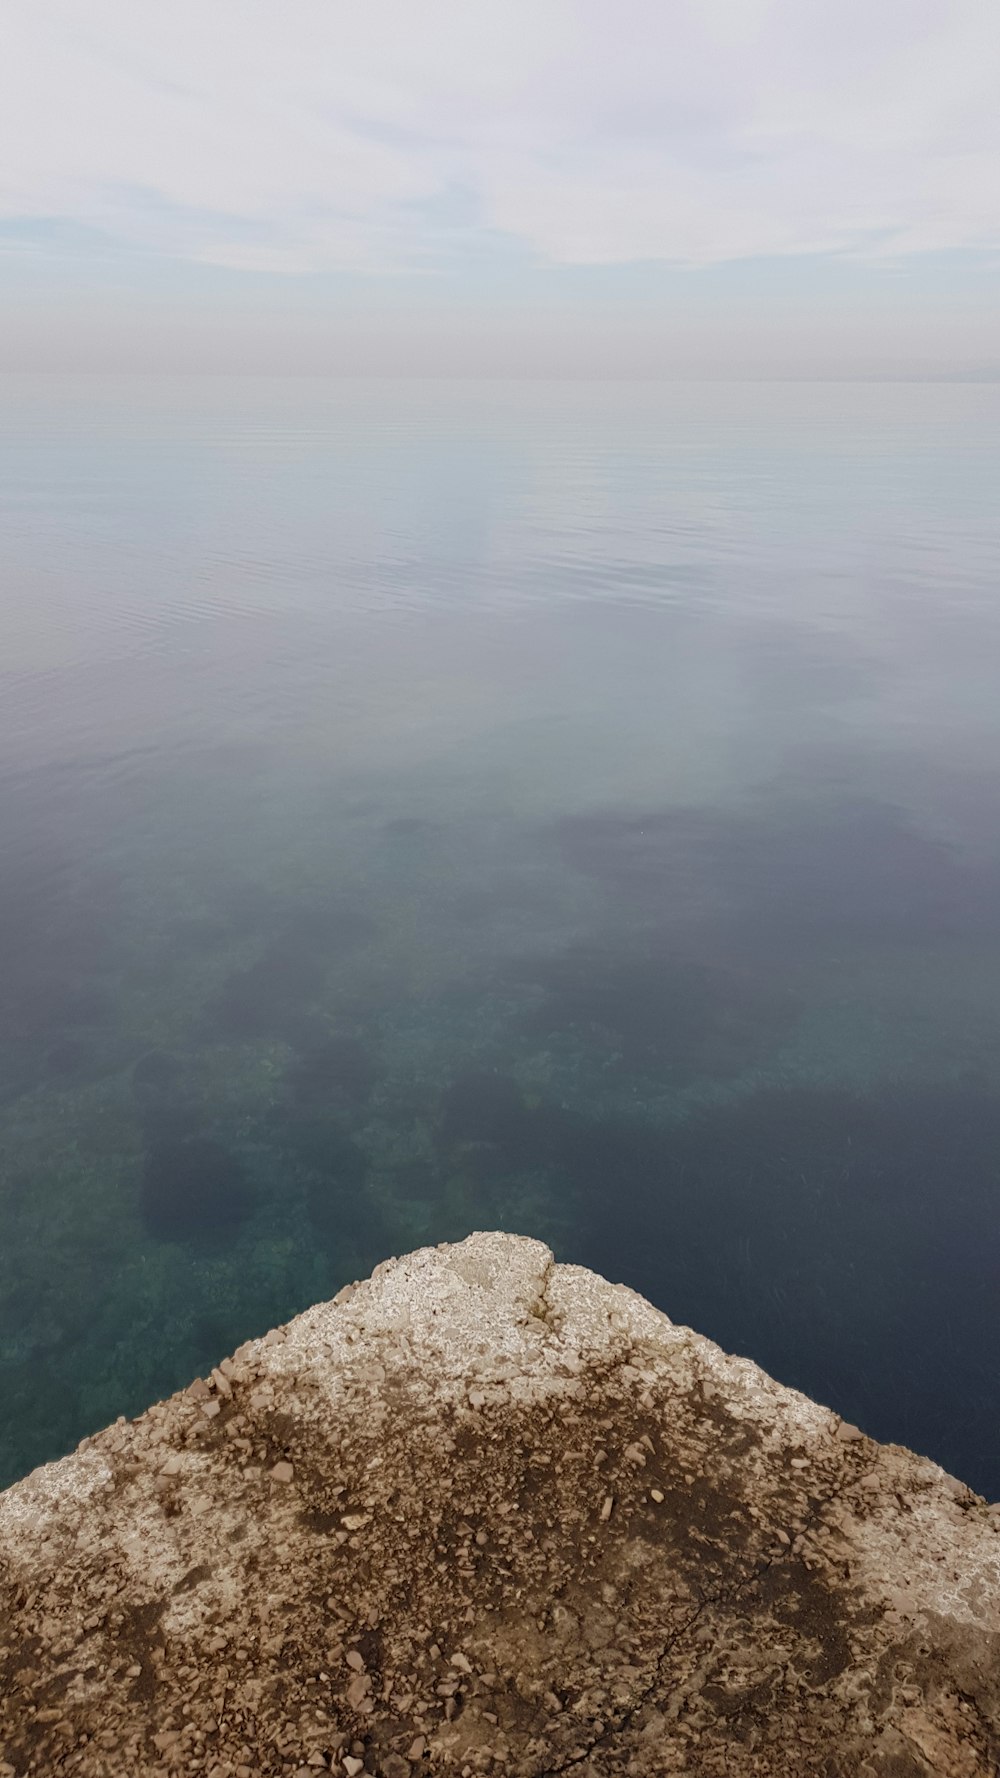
(2, 0), (1000, 275)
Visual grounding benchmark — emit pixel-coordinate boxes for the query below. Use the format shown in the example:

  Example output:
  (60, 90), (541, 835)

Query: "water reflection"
(0, 378), (999, 1495)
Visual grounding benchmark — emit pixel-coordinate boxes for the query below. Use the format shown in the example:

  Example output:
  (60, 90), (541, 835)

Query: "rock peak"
(2, 1232), (999, 1775)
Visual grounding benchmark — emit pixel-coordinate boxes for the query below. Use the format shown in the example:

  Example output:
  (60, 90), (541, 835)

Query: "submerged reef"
(1, 1232), (999, 1777)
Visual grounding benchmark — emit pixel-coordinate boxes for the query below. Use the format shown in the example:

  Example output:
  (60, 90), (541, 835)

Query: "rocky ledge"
(1, 1233), (999, 1778)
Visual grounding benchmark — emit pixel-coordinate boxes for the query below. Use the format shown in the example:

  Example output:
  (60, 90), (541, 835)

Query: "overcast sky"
(2, 1), (999, 374)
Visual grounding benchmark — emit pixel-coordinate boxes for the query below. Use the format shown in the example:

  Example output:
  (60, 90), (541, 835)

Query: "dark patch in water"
(558, 1082), (1000, 1494)
(553, 798), (1000, 950)
(209, 903), (373, 1039)
(140, 1136), (252, 1242)
(448, 876), (558, 924)
(440, 1072), (528, 1147)
(0, 836), (120, 1094)
(498, 940), (794, 1078)
(210, 941), (325, 1038)
(297, 1127), (382, 1248)
(382, 816), (440, 839)
(271, 1112), (367, 1181)
(388, 1159), (442, 1203)
(286, 1035), (378, 1110)
(522, 951), (723, 1063)
(287, 901), (375, 949)
(167, 915), (230, 952)
(44, 1038), (89, 1079)
(132, 1051), (184, 1092)
(61, 985), (113, 1025)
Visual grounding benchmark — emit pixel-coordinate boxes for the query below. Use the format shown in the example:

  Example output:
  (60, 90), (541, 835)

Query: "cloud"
(2, 0), (999, 273)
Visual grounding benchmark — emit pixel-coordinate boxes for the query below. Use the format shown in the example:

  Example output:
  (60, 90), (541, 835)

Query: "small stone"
(201, 1399), (222, 1420)
(468, 1389), (486, 1409)
(341, 1513), (371, 1531)
(649, 1489), (664, 1504)
(836, 1421), (865, 1442)
(271, 1461), (295, 1484)
(307, 1755), (329, 1769)
(211, 1368), (233, 1399)
(125, 1664), (142, 1678)
(449, 1651), (472, 1672)
(600, 1494), (614, 1522)
(160, 1455), (182, 1477)
(186, 1378), (211, 1400)
(342, 1758), (365, 1776)
(407, 1736), (426, 1760)
(790, 1457), (809, 1470)
(345, 1649), (365, 1671)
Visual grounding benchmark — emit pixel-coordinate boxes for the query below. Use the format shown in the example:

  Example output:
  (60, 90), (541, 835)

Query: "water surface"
(2, 376), (1000, 1494)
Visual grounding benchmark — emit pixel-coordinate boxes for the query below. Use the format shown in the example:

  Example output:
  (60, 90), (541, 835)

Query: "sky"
(2, 0), (999, 375)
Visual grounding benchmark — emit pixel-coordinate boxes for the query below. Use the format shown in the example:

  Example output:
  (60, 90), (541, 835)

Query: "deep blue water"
(2, 376), (1000, 1495)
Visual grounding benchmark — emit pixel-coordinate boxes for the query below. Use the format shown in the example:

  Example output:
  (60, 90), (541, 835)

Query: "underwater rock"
(139, 1134), (252, 1241)
(287, 1033), (378, 1109)
(1, 1232), (999, 1776)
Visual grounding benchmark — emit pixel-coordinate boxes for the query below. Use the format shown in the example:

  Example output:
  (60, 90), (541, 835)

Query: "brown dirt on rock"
(1, 1234), (999, 1776)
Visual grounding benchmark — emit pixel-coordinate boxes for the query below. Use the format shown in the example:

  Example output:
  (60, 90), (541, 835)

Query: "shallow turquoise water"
(2, 377), (1000, 1493)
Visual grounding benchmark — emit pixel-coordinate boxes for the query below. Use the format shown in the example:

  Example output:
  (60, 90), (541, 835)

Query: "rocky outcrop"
(1, 1232), (999, 1777)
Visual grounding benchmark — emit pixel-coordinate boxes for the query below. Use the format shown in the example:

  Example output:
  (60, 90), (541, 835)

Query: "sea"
(1, 375), (999, 1496)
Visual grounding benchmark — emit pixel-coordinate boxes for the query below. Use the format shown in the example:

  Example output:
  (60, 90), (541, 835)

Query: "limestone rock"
(1, 1232), (999, 1775)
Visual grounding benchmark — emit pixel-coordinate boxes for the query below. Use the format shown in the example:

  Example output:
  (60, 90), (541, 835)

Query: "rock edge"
(1, 1231), (999, 1776)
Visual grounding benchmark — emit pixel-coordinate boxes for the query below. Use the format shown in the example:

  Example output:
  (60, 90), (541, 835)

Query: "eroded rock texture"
(1, 1233), (999, 1776)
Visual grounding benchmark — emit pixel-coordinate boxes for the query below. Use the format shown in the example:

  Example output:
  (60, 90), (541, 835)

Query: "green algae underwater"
(2, 377), (1000, 1496)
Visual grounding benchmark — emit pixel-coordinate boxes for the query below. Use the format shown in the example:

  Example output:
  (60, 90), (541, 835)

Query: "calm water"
(1, 376), (1000, 1495)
